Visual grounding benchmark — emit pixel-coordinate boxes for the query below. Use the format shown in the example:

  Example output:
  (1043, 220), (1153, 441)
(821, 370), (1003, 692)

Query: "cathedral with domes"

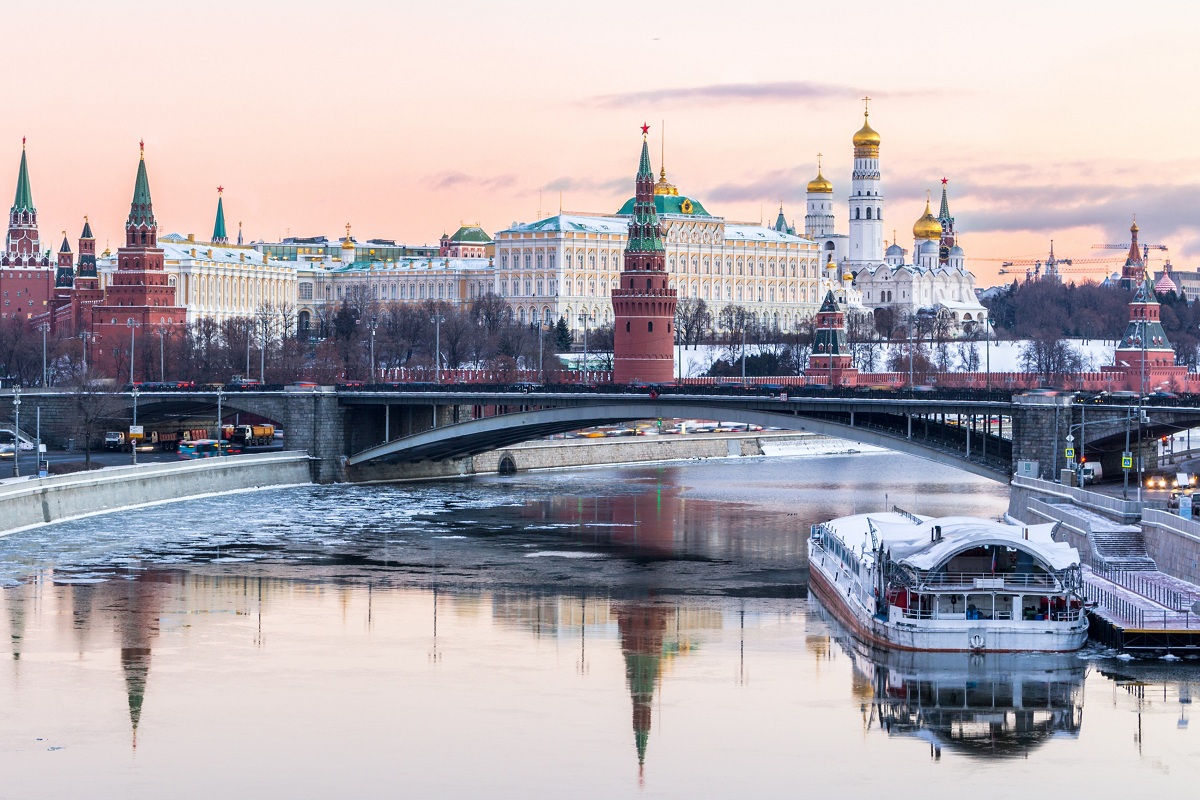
(798, 103), (988, 333)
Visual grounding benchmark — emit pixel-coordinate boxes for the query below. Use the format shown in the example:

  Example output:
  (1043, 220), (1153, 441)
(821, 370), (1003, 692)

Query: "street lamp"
(157, 322), (172, 381)
(577, 313), (590, 373)
(80, 330), (92, 378)
(369, 314), (378, 383)
(37, 322), (49, 387)
(245, 318), (253, 379)
(131, 385), (139, 466)
(127, 319), (140, 386)
(985, 318), (993, 391)
(11, 385), (20, 478)
(431, 312), (445, 384)
(537, 320), (548, 384)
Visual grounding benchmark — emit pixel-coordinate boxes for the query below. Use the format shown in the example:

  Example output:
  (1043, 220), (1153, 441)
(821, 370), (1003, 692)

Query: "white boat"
(807, 510), (1088, 652)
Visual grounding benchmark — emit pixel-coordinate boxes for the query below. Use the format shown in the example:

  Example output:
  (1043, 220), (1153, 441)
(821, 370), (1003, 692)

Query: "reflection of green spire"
(212, 191), (228, 244)
(625, 650), (660, 767)
(12, 144), (34, 213)
(122, 647), (150, 749)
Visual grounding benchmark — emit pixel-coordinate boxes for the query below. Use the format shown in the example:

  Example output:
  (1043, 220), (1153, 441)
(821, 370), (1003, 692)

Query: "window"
(298, 282), (313, 300)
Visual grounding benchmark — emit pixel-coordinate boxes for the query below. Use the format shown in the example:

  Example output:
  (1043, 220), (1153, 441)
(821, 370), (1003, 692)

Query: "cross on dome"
(862, 96), (871, 115)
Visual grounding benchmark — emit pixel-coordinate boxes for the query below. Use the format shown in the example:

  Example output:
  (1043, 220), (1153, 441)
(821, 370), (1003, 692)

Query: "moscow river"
(1, 452), (1199, 798)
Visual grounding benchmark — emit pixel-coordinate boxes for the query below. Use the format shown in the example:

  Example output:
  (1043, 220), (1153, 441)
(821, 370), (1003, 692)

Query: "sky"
(6, 0), (1199, 287)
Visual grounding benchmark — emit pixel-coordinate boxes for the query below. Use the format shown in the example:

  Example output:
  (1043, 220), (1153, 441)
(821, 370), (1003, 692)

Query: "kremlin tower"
(805, 291), (858, 386)
(212, 187), (228, 244)
(612, 125), (678, 384)
(1103, 257), (1186, 390)
(936, 178), (956, 264)
(90, 143), (187, 379)
(1119, 220), (1145, 290)
(0, 141), (54, 323)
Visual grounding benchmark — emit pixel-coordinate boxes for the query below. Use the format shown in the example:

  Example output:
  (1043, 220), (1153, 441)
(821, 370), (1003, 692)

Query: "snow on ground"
(670, 339), (1120, 378)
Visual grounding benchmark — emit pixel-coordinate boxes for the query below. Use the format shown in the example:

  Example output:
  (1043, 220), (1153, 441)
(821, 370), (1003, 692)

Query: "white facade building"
(495, 167), (821, 333)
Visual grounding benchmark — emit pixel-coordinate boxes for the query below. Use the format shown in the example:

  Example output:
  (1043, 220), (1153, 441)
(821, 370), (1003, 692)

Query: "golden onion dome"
(852, 113), (881, 148)
(806, 169), (833, 194)
(1130, 221), (1140, 235)
(912, 198), (942, 240)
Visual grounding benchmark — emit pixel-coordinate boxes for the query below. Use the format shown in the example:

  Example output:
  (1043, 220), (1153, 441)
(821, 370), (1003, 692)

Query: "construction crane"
(1092, 241), (1169, 261)
(974, 240), (1163, 281)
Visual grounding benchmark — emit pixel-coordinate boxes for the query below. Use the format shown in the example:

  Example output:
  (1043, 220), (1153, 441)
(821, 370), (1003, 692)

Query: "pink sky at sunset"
(7, 0), (1198, 287)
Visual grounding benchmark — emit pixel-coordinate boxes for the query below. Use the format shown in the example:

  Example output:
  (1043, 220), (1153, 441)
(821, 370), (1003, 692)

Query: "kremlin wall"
(0, 108), (1190, 388)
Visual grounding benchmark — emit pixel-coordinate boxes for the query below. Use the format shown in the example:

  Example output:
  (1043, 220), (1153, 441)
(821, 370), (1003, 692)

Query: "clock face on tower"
(939, 245), (950, 261)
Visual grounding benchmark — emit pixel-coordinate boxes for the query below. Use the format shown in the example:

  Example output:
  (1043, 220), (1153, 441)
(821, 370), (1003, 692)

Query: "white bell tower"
(847, 98), (884, 266)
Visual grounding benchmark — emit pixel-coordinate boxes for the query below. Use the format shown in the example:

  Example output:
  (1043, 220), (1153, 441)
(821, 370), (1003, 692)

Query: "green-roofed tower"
(126, 141), (156, 237)
(613, 125), (677, 384)
(212, 187), (228, 244)
(5, 139), (44, 264)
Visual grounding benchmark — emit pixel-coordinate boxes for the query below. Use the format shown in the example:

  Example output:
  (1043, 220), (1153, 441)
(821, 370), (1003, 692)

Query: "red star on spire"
(941, 177), (948, 185)
(217, 185), (224, 194)
(640, 123), (650, 136)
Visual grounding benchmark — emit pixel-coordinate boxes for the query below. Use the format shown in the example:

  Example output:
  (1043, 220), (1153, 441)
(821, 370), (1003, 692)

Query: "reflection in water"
(3, 457), (1200, 795)
(811, 594), (1087, 759)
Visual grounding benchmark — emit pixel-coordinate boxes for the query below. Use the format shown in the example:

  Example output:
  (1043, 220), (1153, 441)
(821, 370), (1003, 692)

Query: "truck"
(221, 424), (275, 448)
(104, 431), (126, 450)
(155, 428), (211, 452)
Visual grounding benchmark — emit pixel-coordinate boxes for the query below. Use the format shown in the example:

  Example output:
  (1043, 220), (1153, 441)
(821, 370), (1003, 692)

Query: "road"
(2, 443), (285, 478)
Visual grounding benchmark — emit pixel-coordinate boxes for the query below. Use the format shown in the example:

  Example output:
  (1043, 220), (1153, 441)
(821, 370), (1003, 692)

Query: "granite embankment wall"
(0, 451), (312, 537)
(1140, 509), (1200, 586)
(347, 431), (863, 482)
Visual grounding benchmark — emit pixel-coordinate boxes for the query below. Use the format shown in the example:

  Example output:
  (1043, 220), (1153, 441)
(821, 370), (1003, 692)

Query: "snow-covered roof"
(724, 224), (813, 244)
(498, 214), (627, 235)
(823, 513), (1079, 573)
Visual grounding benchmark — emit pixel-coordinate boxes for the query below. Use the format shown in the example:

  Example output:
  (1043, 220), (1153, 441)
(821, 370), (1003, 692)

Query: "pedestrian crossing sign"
(1064, 447), (1075, 459)
(1122, 454), (1133, 470)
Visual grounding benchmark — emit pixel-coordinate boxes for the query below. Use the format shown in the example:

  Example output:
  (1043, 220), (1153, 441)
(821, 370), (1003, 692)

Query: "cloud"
(590, 81), (942, 109)
(426, 171), (517, 191)
(542, 176), (628, 193)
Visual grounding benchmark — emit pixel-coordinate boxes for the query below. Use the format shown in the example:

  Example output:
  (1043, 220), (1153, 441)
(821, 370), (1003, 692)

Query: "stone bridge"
(4, 387), (1200, 484)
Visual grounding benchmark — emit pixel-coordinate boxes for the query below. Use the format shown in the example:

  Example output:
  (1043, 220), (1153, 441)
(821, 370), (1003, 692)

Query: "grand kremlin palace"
(493, 169), (821, 332)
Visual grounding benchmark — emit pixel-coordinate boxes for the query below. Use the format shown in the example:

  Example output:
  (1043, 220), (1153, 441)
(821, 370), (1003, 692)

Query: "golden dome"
(653, 167), (679, 196)
(806, 169), (833, 194)
(1130, 221), (1139, 234)
(912, 198), (942, 240)
(852, 112), (881, 148)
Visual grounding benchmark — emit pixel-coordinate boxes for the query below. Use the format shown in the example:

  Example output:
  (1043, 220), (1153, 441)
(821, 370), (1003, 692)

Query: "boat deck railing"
(910, 572), (1061, 591)
(899, 606), (1084, 623)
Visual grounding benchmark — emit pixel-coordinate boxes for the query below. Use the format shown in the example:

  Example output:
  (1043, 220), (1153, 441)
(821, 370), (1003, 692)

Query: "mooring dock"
(1083, 567), (1200, 654)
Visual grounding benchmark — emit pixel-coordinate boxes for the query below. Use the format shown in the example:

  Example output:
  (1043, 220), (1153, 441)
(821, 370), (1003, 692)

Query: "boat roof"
(822, 512), (1078, 573)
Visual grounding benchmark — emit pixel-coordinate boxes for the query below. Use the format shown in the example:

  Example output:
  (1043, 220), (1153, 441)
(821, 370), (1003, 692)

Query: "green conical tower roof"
(627, 132), (664, 254)
(80, 217), (93, 239)
(12, 143), (34, 214)
(638, 137), (653, 179)
(212, 190), (228, 243)
(127, 143), (156, 229)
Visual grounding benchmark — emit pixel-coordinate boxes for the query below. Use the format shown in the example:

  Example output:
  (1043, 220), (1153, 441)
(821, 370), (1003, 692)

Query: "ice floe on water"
(524, 551), (604, 559)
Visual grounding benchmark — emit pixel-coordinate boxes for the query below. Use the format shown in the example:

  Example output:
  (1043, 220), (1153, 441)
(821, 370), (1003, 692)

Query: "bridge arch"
(347, 401), (1008, 482)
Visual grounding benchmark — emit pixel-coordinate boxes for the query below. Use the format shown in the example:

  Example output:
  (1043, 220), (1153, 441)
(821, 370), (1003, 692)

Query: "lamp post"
(157, 322), (172, 381)
(740, 315), (747, 383)
(80, 331), (92, 378)
(130, 385), (140, 465)
(216, 388), (224, 447)
(369, 314), (378, 383)
(985, 318), (992, 391)
(537, 320), (546, 384)
(37, 322), (48, 387)
(11, 385), (20, 478)
(127, 319), (140, 386)
(577, 313), (589, 374)
(431, 313), (445, 384)
(245, 319), (253, 379)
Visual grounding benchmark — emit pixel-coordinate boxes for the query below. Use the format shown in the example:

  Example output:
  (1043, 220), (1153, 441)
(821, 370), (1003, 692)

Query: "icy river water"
(1, 451), (1198, 798)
